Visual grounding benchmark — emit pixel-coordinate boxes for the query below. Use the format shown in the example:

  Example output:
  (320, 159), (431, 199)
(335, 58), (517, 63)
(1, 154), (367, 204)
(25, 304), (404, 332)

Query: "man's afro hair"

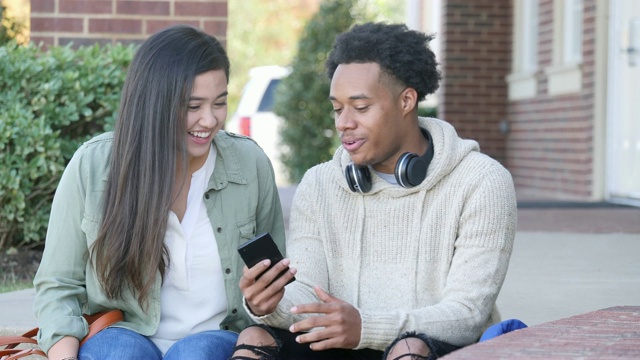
(326, 22), (441, 101)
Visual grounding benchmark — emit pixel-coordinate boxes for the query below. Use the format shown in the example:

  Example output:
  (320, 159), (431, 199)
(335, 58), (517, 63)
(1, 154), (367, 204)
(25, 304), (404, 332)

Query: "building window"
(521, 0), (539, 72)
(545, 0), (584, 95)
(507, 0), (539, 100)
(563, 0), (584, 64)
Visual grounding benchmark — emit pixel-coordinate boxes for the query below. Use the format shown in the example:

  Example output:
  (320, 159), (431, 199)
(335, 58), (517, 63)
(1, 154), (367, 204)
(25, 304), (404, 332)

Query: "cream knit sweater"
(253, 117), (517, 350)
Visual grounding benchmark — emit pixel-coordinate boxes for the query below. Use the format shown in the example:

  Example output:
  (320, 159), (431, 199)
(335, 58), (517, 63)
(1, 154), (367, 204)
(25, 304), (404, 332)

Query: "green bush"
(274, 0), (361, 183)
(418, 106), (437, 118)
(0, 41), (135, 250)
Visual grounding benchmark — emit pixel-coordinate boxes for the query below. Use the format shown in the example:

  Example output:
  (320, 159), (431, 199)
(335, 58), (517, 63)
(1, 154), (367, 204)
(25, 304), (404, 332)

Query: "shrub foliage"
(273, 0), (360, 183)
(0, 41), (134, 250)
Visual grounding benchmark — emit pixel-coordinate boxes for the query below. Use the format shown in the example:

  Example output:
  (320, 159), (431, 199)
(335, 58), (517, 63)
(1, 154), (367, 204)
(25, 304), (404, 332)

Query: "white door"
(607, 0), (640, 205)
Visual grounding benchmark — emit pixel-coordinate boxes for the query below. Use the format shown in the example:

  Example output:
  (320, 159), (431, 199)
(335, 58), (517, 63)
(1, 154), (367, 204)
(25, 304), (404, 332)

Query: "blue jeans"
(79, 327), (238, 360)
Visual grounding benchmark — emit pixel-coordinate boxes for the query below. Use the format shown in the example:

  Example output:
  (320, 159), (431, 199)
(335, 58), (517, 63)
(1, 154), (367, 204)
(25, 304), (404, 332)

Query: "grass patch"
(0, 278), (33, 293)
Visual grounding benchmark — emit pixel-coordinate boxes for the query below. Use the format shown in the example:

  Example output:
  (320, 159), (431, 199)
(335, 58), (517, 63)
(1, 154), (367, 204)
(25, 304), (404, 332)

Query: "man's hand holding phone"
(237, 233), (297, 316)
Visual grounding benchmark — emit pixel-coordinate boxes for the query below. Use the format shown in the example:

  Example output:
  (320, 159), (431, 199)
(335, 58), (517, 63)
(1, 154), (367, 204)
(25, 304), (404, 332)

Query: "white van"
(226, 66), (292, 186)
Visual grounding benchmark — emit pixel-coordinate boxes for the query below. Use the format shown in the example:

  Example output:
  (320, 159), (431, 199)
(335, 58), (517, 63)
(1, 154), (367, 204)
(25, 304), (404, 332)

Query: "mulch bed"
(0, 248), (43, 285)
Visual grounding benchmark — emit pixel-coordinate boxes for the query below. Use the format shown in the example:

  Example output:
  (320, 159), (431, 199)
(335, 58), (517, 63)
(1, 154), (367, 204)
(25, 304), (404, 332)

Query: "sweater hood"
(333, 117), (480, 196)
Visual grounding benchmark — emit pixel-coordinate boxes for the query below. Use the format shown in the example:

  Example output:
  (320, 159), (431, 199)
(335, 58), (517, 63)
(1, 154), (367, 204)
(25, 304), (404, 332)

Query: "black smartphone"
(237, 232), (295, 285)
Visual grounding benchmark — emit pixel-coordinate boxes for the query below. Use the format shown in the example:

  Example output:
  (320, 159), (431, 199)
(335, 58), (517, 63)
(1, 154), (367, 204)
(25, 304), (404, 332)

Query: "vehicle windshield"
(257, 79), (282, 112)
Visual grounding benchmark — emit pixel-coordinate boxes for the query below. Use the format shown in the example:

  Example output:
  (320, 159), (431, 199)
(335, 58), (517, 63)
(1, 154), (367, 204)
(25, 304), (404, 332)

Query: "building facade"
(20, 0), (640, 206)
(29, 0), (228, 47)
(433, 0), (638, 206)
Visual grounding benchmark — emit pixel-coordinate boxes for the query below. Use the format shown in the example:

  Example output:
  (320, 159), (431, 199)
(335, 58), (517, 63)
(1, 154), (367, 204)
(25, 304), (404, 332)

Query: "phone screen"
(237, 232), (295, 285)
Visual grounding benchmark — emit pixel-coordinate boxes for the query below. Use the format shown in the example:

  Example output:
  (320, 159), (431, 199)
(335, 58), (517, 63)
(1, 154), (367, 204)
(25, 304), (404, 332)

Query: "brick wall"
(505, 0), (596, 200)
(439, 0), (512, 164)
(443, 306), (640, 359)
(30, 0), (228, 47)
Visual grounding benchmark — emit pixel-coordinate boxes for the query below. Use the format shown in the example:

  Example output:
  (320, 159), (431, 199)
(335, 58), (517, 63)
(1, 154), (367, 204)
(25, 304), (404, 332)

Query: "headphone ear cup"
(395, 152), (427, 188)
(345, 164), (358, 192)
(345, 164), (372, 193)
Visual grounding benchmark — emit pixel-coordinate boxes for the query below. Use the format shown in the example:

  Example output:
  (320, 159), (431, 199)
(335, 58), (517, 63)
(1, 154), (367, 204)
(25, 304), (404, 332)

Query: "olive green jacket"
(33, 131), (285, 353)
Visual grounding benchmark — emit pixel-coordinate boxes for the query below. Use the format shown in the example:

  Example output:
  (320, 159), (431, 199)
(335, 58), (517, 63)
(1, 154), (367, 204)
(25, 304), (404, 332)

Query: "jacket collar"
(207, 131), (248, 191)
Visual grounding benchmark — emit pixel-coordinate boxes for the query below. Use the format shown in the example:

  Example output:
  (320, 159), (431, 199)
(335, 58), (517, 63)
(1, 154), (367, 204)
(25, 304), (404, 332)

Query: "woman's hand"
(239, 258), (297, 316)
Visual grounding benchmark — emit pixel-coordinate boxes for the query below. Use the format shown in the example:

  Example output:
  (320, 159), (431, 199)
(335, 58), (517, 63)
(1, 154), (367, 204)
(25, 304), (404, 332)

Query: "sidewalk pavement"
(2, 186), (639, 335)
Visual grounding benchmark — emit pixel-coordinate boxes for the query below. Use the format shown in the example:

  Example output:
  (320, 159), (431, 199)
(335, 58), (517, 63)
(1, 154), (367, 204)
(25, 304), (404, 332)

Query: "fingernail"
(262, 259), (270, 266)
(295, 336), (301, 343)
(290, 306), (297, 313)
(289, 325), (295, 332)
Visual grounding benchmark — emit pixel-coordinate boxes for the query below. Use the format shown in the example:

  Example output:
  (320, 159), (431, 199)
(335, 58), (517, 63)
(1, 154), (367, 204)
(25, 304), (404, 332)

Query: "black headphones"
(344, 129), (434, 193)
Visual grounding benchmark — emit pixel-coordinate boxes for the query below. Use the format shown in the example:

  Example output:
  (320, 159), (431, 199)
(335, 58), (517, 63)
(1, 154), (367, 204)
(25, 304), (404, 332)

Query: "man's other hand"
(289, 286), (362, 350)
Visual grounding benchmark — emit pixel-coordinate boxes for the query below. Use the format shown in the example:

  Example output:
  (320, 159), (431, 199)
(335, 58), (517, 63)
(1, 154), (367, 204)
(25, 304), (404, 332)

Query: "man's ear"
(399, 87), (418, 115)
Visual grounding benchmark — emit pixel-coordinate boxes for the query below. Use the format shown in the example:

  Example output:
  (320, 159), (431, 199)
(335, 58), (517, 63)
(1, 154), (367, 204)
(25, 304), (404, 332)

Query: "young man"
(231, 22), (517, 360)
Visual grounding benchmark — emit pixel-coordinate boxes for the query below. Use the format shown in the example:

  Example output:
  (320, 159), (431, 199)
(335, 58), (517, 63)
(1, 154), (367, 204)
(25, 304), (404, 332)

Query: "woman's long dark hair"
(92, 25), (230, 308)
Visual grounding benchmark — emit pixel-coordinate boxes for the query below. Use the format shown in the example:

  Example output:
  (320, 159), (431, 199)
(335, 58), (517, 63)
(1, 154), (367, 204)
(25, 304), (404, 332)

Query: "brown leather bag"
(0, 309), (123, 359)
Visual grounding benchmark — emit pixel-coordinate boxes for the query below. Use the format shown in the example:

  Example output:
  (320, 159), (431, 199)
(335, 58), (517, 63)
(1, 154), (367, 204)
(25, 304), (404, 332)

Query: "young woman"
(33, 25), (286, 360)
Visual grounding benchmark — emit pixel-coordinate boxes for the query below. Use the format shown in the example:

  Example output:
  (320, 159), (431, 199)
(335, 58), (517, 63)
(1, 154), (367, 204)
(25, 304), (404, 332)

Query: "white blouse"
(149, 146), (228, 354)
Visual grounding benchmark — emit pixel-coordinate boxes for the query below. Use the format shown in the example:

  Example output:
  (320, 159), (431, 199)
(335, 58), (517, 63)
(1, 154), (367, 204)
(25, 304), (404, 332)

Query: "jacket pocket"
(237, 216), (257, 240)
(81, 216), (101, 249)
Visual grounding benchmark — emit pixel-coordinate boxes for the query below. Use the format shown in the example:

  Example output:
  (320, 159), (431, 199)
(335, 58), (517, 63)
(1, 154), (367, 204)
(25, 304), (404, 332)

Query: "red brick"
(29, 36), (55, 47)
(440, 0), (510, 163)
(175, 1), (227, 17)
(27, 0), (229, 76)
(59, 0), (113, 14)
(59, 37), (112, 47)
(89, 18), (142, 34)
(114, 38), (146, 46)
(146, 20), (201, 34)
(31, 0), (56, 13)
(117, 1), (170, 16)
(31, 17), (84, 32)
(203, 19), (227, 36)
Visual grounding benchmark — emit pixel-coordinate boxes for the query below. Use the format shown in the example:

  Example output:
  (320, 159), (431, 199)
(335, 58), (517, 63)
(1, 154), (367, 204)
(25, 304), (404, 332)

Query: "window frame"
(545, 0), (584, 95)
(507, 0), (540, 100)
